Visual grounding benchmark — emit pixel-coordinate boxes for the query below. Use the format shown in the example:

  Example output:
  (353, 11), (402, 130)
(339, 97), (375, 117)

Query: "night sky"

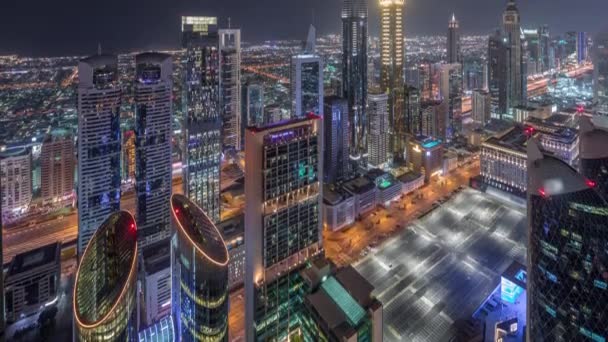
(0, 0), (605, 56)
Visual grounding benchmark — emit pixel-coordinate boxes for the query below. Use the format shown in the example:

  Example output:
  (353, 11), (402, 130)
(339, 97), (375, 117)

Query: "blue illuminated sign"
(501, 276), (524, 304)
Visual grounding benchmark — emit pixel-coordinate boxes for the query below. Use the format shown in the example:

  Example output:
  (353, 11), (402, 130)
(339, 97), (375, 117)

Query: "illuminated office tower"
(447, 13), (461, 64)
(503, 0), (527, 112)
(40, 129), (74, 204)
(368, 92), (390, 168)
(580, 117), (608, 199)
(244, 82), (264, 127)
(440, 63), (462, 140)
(380, 0), (405, 160)
(181, 16), (221, 223)
(77, 54), (122, 256)
(244, 116), (323, 341)
(291, 25), (323, 118)
(593, 31), (608, 115)
(392, 85), (419, 163)
(488, 30), (508, 117)
(472, 89), (491, 124)
(576, 31), (588, 64)
(171, 194), (229, 342)
(526, 139), (608, 341)
(134, 52), (173, 248)
(219, 29), (242, 151)
(324, 96), (350, 183)
(74, 211), (138, 341)
(122, 130), (136, 182)
(0, 147), (32, 223)
(404, 86), (421, 136)
(342, 0), (368, 166)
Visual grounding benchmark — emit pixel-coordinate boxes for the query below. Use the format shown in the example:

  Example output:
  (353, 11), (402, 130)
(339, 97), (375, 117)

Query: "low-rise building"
(524, 116), (579, 166)
(481, 126), (528, 196)
(398, 171), (424, 195)
(217, 214), (245, 290)
(443, 150), (459, 175)
(406, 135), (444, 183)
(366, 169), (401, 207)
(323, 188), (355, 232)
(141, 239), (171, 327)
(4, 242), (61, 323)
(342, 176), (377, 217)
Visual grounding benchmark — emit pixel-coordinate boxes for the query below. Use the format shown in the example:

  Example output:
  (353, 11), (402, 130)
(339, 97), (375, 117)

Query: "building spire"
(305, 24), (316, 53)
(451, 13), (456, 22)
(228, 17), (231, 29)
(97, 43), (102, 55)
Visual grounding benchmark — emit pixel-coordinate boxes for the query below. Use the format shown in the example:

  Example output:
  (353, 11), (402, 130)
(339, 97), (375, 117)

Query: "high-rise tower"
(40, 129), (74, 204)
(171, 194), (229, 342)
(324, 96), (350, 183)
(244, 115), (323, 341)
(291, 25), (323, 118)
(526, 139), (608, 341)
(593, 31), (608, 115)
(77, 54), (122, 256)
(219, 28), (242, 151)
(342, 0), (368, 167)
(503, 0), (527, 113)
(488, 29), (508, 117)
(368, 92), (390, 168)
(447, 13), (461, 64)
(134, 52), (173, 248)
(181, 16), (221, 223)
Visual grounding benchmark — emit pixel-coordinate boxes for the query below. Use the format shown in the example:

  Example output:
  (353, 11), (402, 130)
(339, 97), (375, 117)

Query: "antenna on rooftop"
(97, 43), (102, 55)
(228, 17), (232, 29)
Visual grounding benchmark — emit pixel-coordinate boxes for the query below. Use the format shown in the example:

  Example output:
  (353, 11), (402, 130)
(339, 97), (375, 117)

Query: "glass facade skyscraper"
(219, 29), (242, 151)
(73, 211), (138, 341)
(447, 14), (460, 64)
(488, 30), (508, 117)
(593, 31), (608, 116)
(181, 16), (221, 224)
(527, 139), (608, 341)
(134, 52), (173, 248)
(171, 194), (229, 342)
(324, 96), (350, 183)
(244, 116), (323, 341)
(440, 63), (463, 141)
(368, 92), (390, 168)
(77, 54), (122, 256)
(291, 26), (323, 119)
(342, 0), (368, 167)
(503, 0), (527, 114)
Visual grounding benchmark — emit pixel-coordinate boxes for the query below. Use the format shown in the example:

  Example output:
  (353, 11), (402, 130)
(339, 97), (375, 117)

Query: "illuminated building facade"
(503, 0), (527, 113)
(4, 242), (60, 323)
(447, 14), (460, 64)
(526, 139), (608, 342)
(368, 92), (390, 168)
(77, 54), (122, 256)
(291, 26), (323, 118)
(472, 89), (491, 124)
(323, 188), (355, 232)
(244, 82), (264, 127)
(324, 96), (350, 183)
(217, 214), (245, 290)
(420, 100), (443, 138)
(580, 117), (608, 199)
(488, 30), (508, 117)
(135, 52), (173, 248)
(244, 116), (323, 341)
(406, 136), (444, 183)
(140, 239), (171, 327)
(40, 129), (74, 204)
(171, 194), (229, 342)
(182, 16), (221, 223)
(440, 63), (462, 140)
(74, 211), (138, 341)
(404, 86), (421, 136)
(576, 31), (588, 64)
(0, 147), (32, 223)
(219, 29), (242, 151)
(122, 130), (136, 182)
(342, 0), (368, 167)
(593, 31), (608, 115)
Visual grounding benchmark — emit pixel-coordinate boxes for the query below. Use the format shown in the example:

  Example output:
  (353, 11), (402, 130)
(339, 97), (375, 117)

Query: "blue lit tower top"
(526, 139), (608, 341)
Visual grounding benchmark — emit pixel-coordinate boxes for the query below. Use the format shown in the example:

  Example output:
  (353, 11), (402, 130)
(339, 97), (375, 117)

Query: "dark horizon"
(0, 0), (606, 57)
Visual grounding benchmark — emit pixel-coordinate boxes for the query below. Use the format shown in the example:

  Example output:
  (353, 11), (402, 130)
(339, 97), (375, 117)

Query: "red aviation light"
(586, 179), (597, 188)
(538, 188), (547, 198)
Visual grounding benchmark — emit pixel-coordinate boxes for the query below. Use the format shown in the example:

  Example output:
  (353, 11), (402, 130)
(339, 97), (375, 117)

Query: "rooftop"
(8, 242), (60, 276)
(483, 126), (530, 155)
(398, 171), (424, 183)
(0, 146), (29, 159)
(413, 135), (443, 150)
(343, 176), (376, 195)
(216, 214), (244, 240)
(323, 187), (352, 206)
(141, 239), (171, 276)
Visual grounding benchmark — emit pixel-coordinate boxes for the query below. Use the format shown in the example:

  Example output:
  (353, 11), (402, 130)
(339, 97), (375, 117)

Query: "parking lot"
(354, 188), (527, 342)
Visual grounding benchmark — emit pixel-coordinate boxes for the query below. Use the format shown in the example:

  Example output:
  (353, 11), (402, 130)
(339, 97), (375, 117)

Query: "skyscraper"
(580, 117), (608, 198)
(404, 86), (421, 136)
(0, 147), (32, 224)
(526, 139), (608, 341)
(503, 0), (527, 113)
(472, 89), (491, 124)
(440, 63), (463, 140)
(219, 28), (242, 151)
(244, 83), (264, 127)
(40, 129), (74, 204)
(447, 13), (461, 64)
(181, 16), (221, 223)
(244, 115), (323, 341)
(488, 30), (508, 117)
(576, 31), (588, 64)
(291, 25), (323, 118)
(380, 0), (405, 161)
(134, 52), (173, 248)
(593, 31), (608, 115)
(368, 92), (390, 168)
(77, 54), (122, 256)
(73, 211), (138, 341)
(342, 0), (368, 167)
(324, 96), (350, 183)
(171, 194), (229, 342)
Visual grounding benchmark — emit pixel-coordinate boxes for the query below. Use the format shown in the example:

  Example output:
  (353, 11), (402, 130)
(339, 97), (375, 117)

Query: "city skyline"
(1, 0), (607, 56)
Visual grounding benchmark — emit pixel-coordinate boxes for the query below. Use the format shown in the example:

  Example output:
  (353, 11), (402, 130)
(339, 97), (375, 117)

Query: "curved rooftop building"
(526, 139), (608, 341)
(171, 194), (229, 342)
(73, 211), (138, 341)
(580, 117), (608, 199)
